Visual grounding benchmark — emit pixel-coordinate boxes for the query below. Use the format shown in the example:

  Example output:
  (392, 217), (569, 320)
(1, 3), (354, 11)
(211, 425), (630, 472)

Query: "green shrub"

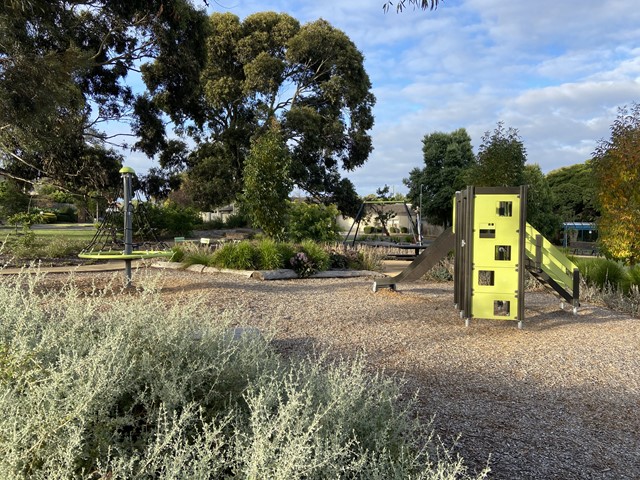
(353, 245), (385, 272)
(4, 231), (43, 258)
(326, 247), (366, 270)
(276, 242), (296, 267)
(300, 240), (331, 271)
(0, 274), (483, 479)
(143, 202), (200, 237)
(225, 212), (249, 228)
(233, 241), (258, 270)
(182, 251), (214, 268)
(400, 226), (408, 234)
(389, 226), (399, 234)
(53, 206), (78, 223)
(7, 212), (44, 231)
(621, 264), (640, 294)
(328, 251), (350, 270)
(286, 202), (341, 243)
(49, 190), (75, 204)
(211, 243), (235, 268)
(628, 264), (640, 286)
(363, 226), (374, 234)
(170, 246), (185, 263)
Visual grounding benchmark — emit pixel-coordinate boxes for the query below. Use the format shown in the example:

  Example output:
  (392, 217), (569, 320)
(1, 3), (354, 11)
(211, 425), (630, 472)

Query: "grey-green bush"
(0, 272), (485, 479)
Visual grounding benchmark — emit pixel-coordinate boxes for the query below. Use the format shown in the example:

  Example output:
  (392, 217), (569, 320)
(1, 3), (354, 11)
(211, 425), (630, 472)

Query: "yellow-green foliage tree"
(593, 103), (640, 264)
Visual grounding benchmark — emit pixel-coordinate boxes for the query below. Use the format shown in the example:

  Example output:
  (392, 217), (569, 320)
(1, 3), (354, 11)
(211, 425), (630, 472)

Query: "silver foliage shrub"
(0, 272), (485, 479)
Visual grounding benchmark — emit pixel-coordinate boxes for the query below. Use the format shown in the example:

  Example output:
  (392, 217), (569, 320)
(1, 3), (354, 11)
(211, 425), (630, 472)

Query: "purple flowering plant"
(289, 252), (317, 278)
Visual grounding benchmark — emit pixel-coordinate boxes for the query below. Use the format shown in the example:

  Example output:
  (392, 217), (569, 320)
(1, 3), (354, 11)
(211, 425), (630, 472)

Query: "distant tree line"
(404, 105), (640, 264)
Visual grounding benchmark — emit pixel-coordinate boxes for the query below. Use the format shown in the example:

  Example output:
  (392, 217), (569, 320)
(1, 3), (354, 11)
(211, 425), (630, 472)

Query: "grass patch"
(1, 232), (87, 261)
(0, 226), (96, 239)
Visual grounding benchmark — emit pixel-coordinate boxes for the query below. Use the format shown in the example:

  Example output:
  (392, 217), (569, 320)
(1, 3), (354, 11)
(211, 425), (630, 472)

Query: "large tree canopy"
(0, 0), (208, 195)
(404, 128), (475, 227)
(546, 161), (599, 223)
(593, 103), (640, 264)
(469, 122), (526, 187)
(138, 11), (375, 212)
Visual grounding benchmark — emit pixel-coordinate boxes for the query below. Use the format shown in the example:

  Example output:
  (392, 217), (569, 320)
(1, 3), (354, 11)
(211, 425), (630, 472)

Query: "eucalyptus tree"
(383, 0), (442, 12)
(0, 0), (208, 195)
(136, 11), (375, 212)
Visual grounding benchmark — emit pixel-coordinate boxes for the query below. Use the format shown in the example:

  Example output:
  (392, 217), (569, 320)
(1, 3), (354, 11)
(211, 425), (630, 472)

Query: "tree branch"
(383, 0), (441, 13)
(0, 144), (44, 175)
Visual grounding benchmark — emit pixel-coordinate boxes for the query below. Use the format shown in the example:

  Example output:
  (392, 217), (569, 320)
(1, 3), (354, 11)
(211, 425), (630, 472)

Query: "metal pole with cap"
(120, 166), (135, 286)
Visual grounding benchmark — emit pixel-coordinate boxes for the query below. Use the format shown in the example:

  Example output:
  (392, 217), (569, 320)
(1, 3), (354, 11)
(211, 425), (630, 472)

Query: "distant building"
(200, 204), (236, 223)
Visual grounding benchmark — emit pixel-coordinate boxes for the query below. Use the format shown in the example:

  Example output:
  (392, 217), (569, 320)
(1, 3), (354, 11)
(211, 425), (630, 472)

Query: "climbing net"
(79, 200), (172, 260)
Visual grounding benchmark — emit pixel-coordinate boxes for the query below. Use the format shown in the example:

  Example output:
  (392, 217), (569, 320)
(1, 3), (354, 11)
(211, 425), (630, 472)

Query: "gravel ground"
(37, 266), (640, 480)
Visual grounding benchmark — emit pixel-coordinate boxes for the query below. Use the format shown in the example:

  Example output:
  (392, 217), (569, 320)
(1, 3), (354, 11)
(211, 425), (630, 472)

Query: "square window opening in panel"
(478, 270), (495, 286)
(497, 201), (513, 217)
(493, 300), (510, 316)
(495, 245), (511, 261)
(479, 223), (496, 238)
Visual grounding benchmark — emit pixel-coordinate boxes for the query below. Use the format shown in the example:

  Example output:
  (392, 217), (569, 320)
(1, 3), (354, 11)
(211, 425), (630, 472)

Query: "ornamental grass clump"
(255, 238), (285, 270)
(0, 272), (483, 479)
(182, 251), (215, 268)
(210, 241), (259, 270)
(575, 257), (627, 291)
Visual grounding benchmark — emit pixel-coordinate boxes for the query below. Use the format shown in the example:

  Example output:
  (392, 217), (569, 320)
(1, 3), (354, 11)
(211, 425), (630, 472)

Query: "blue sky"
(126, 0), (640, 196)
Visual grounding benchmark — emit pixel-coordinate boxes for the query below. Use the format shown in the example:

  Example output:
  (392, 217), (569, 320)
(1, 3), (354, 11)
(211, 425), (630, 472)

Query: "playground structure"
(343, 200), (419, 245)
(79, 167), (173, 285)
(374, 186), (580, 328)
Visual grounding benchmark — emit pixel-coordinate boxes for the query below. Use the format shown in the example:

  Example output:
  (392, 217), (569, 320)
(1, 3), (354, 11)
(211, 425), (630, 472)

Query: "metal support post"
(121, 167), (135, 287)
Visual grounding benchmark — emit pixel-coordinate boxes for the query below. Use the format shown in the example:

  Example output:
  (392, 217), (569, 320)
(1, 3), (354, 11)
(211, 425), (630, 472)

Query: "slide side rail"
(525, 223), (579, 295)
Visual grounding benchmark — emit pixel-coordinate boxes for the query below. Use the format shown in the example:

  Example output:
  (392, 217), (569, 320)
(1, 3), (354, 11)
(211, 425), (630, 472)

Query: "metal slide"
(373, 227), (455, 292)
(524, 223), (580, 311)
